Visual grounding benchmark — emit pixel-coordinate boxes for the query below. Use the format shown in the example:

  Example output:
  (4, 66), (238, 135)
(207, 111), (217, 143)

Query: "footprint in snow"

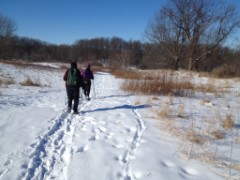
(161, 160), (176, 168)
(77, 144), (90, 153)
(4, 159), (12, 166)
(98, 126), (107, 133)
(125, 127), (136, 133)
(89, 134), (99, 141)
(180, 167), (198, 176)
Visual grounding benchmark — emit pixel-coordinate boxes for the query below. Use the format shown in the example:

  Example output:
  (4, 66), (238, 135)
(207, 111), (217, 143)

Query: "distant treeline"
(0, 36), (144, 67)
(1, 35), (240, 72)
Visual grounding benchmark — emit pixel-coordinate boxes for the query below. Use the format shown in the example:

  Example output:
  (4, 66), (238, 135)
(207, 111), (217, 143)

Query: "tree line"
(1, 0), (240, 72)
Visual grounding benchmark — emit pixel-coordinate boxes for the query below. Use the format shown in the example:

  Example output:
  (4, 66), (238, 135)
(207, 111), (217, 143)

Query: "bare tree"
(0, 14), (17, 37)
(146, 0), (240, 71)
(145, 5), (186, 70)
(0, 14), (17, 58)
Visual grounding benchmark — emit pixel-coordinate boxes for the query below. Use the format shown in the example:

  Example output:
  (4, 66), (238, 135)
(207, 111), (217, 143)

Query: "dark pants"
(83, 79), (91, 97)
(67, 86), (79, 112)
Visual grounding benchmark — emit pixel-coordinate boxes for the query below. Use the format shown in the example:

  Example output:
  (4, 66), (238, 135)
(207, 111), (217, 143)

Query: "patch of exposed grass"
(121, 78), (195, 97)
(0, 78), (15, 86)
(223, 114), (234, 130)
(186, 133), (205, 145)
(211, 130), (225, 139)
(117, 69), (219, 97)
(20, 77), (43, 87)
(2, 60), (59, 71)
(211, 64), (240, 78)
(112, 70), (142, 79)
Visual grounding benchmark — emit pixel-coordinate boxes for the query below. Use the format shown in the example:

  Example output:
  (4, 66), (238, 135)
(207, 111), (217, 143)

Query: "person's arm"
(63, 70), (68, 81)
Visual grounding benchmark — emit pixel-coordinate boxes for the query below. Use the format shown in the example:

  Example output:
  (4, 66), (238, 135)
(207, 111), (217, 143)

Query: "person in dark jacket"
(63, 62), (82, 114)
(81, 64), (94, 100)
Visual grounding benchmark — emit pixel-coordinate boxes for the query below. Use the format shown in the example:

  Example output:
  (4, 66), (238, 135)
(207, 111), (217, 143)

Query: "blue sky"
(0, 0), (239, 46)
(0, 0), (164, 45)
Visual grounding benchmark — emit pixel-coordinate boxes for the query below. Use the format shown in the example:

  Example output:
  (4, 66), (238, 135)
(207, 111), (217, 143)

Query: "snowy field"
(0, 61), (239, 180)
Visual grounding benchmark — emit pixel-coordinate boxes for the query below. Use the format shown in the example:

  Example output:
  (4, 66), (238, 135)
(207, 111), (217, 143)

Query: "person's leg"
(67, 87), (73, 112)
(86, 80), (91, 98)
(73, 88), (79, 113)
(83, 81), (87, 96)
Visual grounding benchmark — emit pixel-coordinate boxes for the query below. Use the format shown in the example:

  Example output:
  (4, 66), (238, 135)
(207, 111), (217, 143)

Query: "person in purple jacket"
(82, 64), (94, 100)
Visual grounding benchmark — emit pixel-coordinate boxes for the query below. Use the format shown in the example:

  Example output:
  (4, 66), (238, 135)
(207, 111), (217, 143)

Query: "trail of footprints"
(0, 74), (200, 179)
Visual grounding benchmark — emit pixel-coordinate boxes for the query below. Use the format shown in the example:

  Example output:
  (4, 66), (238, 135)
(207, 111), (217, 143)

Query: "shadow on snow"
(81, 104), (150, 114)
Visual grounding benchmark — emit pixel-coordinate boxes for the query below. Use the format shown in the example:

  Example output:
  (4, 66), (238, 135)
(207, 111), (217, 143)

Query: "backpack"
(67, 68), (78, 85)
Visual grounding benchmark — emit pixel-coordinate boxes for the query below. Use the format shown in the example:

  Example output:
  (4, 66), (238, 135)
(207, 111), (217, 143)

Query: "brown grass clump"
(0, 78), (15, 86)
(112, 70), (142, 79)
(211, 130), (225, 139)
(176, 104), (188, 118)
(187, 134), (205, 145)
(2, 60), (59, 71)
(195, 82), (217, 94)
(121, 77), (194, 97)
(20, 77), (42, 87)
(118, 69), (219, 97)
(157, 106), (171, 118)
(223, 114), (234, 130)
(211, 64), (240, 78)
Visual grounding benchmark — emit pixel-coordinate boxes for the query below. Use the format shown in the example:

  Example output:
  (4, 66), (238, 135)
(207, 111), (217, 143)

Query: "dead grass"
(121, 78), (195, 97)
(211, 64), (240, 78)
(176, 104), (188, 118)
(156, 105), (171, 118)
(186, 133), (205, 145)
(222, 114), (234, 130)
(0, 78), (15, 86)
(211, 130), (225, 139)
(1, 60), (59, 71)
(112, 69), (142, 79)
(20, 77), (43, 87)
(117, 69), (219, 97)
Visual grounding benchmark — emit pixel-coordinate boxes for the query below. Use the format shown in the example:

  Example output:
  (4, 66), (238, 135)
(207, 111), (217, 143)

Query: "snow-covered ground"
(0, 61), (239, 180)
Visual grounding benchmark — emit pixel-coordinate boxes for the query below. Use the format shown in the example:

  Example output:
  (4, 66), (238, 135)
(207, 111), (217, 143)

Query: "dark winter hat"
(71, 62), (77, 68)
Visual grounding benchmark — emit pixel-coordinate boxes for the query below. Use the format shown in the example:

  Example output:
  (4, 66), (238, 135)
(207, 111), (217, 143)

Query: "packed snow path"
(22, 74), (146, 180)
(0, 72), (148, 180)
(0, 65), (225, 180)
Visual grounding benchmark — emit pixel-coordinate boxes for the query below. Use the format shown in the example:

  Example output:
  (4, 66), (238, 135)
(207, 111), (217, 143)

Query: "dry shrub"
(211, 130), (225, 139)
(134, 101), (141, 105)
(237, 136), (240, 144)
(91, 65), (112, 73)
(20, 77), (42, 87)
(153, 107), (181, 136)
(211, 64), (240, 78)
(152, 96), (160, 100)
(112, 69), (141, 79)
(157, 106), (171, 118)
(223, 114), (234, 130)
(176, 104), (188, 118)
(195, 82), (217, 94)
(2, 60), (58, 71)
(0, 78), (15, 85)
(187, 134), (205, 145)
(119, 70), (219, 97)
(121, 77), (194, 97)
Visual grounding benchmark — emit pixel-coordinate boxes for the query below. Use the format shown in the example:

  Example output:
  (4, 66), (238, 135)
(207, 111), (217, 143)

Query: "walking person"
(63, 62), (82, 114)
(82, 64), (94, 100)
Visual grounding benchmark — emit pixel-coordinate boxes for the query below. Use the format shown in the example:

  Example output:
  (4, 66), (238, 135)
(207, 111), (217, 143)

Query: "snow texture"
(0, 62), (239, 180)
